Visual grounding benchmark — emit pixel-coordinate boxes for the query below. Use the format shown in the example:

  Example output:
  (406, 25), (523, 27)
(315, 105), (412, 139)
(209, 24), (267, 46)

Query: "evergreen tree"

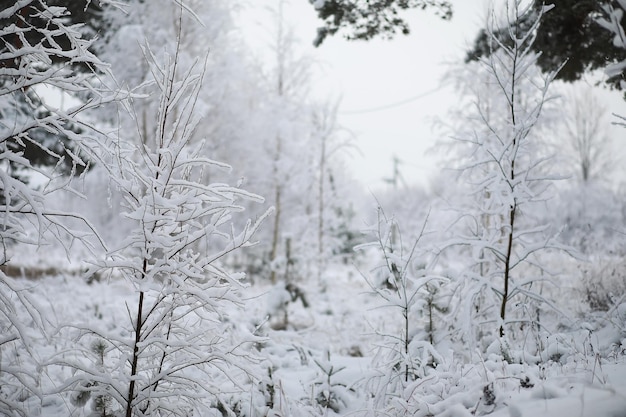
(466, 0), (626, 88)
(307, 0), (452, 46)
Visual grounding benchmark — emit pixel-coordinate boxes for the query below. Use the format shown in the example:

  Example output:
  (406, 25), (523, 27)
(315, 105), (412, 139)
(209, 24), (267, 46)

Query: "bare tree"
(265, 0), (313, 283)
(310, 99), (355, 280)
(558, 85), (613, 183)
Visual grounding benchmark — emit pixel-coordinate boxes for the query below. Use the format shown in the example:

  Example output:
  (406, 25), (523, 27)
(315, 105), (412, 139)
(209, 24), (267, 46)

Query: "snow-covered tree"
(229, 0), (330, 284)
(0, 0), (114, 262)
(467, 0), (626, 88)
(309, 99), (359, 280)
(97, 0), (247, 148)
(0, 2), (118, 415)
(597, 0), (626, 87)
(60, 0), (271, 251)
(440, 0), (568, 355)
(50, 18), (271, 415)
(552, 85), (615, 184)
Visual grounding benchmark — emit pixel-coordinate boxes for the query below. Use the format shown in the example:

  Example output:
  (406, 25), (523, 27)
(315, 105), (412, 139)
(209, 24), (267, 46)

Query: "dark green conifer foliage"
(309, 0), (452, 46)
(466, 0), (626, 88)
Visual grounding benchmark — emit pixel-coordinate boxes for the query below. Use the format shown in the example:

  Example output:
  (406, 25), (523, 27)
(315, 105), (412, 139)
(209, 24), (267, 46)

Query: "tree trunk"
(125, 288), (145, 417)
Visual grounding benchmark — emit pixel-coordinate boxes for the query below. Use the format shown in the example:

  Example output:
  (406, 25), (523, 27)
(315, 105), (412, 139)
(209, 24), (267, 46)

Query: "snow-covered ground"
(5, 259), (624, 417)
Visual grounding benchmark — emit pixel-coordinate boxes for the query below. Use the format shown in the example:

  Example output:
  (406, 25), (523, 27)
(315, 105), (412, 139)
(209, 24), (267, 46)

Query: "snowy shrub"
(357, 207), (449, 410)
(549, 184), (625, 256)
(374, 352), (543, 417)
(580, 257), (626, 311)
(311, 350), (353, 413)
(0, 278), (51, 417)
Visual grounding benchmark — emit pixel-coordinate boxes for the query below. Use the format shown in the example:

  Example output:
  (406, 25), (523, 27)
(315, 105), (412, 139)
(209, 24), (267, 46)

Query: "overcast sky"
(241, 0), (489, 190)
(305, 1), (490, 191)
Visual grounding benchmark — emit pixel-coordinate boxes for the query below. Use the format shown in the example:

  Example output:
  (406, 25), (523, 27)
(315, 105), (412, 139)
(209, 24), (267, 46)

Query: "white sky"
(300, 0), (488, 191)
(240, 0), (489, 190)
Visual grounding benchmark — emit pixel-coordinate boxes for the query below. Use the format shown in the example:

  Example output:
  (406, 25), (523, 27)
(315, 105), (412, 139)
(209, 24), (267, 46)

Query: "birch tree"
(557, 85), (614, 184)
(50, 18), (271, 415)
(441, 0), (567, 355)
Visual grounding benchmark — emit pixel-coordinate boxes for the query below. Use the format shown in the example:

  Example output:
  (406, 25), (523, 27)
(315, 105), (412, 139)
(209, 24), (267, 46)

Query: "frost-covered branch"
(54, 7), (270, 415)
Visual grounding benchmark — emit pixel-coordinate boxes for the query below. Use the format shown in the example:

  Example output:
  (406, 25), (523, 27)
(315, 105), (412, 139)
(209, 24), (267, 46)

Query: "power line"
(339, 85), (443, 115)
